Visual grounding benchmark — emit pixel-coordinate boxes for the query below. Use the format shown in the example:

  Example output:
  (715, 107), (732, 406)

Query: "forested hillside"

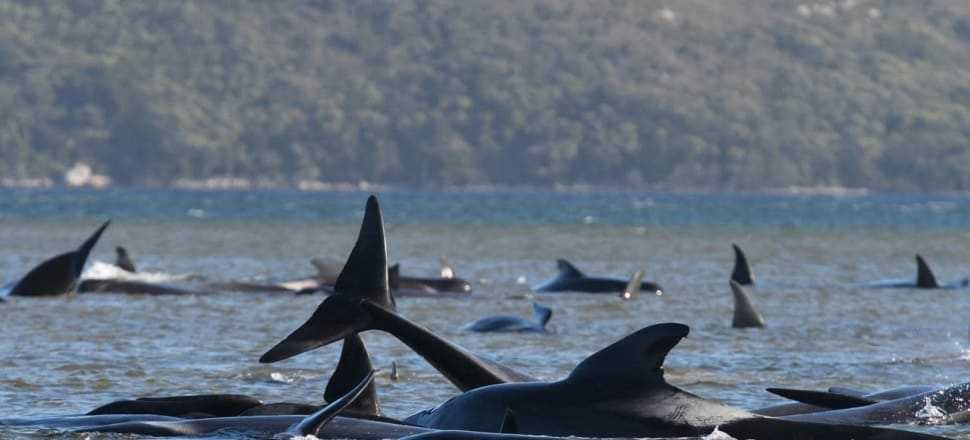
(2, 0), (970, 191)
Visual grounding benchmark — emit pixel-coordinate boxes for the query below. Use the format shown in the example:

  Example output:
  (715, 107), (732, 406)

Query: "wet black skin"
(78, 279), (214, 295)
(10, 221), (109, 296)
(864, 254), (969, 289)
(404, 323), (947, 440)
(532, 259), (662, 294)
(260, 195), (533, 391)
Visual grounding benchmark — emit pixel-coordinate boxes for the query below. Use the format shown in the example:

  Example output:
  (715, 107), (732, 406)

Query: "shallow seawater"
(1, 189), (970, 439)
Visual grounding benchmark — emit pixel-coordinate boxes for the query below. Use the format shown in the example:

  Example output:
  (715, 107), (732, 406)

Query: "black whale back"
(10, 221), (109, 296)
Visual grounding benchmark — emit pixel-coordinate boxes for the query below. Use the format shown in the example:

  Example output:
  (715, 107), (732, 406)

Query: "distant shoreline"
(0, 177), (879, 197)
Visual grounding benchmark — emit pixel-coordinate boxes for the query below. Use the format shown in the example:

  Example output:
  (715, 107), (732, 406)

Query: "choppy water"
(1, 188), (970, 439)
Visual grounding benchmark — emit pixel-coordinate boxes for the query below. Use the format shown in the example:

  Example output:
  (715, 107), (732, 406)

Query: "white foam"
(703, 426), (740, 440)
(915, 396), (948, 424)
(82, 260), (195, 284)
(269, 372), (297, 384)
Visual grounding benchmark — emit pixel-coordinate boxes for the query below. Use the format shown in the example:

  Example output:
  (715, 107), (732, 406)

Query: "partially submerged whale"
(404, 323), (944, 439)
(532, 259), (662, 295)
(73, 371), (431, 439)
(260, 195), (534, 391)
(865, 254), (969, 289)
(730, 280), (765, 328)
(463, 303), (552, 333)
(206, 259), (336, 294)
(764, 383), (970, 426)
(9, 221), (109, 296)
(731, 243), (754, 286)
(88, 332), (382, 419)
(87, 394), (262, 418)
(389, 261), (473, 295)
(78, 279), (215, 296)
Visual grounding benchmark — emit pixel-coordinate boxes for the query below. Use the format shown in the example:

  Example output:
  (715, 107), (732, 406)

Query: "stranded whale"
(404, 323), (944, 440)
(532, 259), (662, 295)
(865, 254), (969, 289)
(463, 303), (552, 333)
(9, 221), (109, 296)
(260, 195), (534, 391)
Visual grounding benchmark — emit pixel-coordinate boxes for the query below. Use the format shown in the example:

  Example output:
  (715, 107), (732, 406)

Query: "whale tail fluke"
(730, 280), (765, 328)
(766, 388), (877, 410)
(323, 333), (382, 417)
(731, 243), (754, 286)
(260, 195), (393, 363)
(115, 245), (136, 273)
(333, 196), (393, 307)
(915, 254), (940, 289)
(531, 302), (553, 330)
(620, 270), (643, 300)
(288, 370), (375, 437)
(567, 322), (689, 387)
(555, 259), (584, 279)
(440, 257), (455, 279)
(10, 220), (110, 296)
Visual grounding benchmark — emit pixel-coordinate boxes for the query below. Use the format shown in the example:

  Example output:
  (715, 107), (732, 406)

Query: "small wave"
(703, 426), (739, 440)
(81, 261), (196, 284)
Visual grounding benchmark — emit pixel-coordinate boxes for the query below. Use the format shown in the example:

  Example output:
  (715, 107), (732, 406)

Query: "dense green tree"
(1, 0), (970, 191)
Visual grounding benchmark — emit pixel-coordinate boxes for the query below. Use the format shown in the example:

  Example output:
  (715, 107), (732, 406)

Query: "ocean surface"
(1, 188), (969, 439)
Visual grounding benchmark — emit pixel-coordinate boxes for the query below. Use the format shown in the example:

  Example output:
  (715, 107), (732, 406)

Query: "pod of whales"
(403, 322), (943, 439)
(258, 196), (943, 440)
(260, 196), (534, 393)
(463, 302), (552, 333)
(9, 220), (109, 296)
(866, 254), (969, 289)
(532, 258), (662, 295)
(730, 280), (765, 328)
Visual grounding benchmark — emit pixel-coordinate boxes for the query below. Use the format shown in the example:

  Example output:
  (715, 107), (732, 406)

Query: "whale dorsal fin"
(556, 259), (584, 279)
(731, 244), (754, 286)
(440, 258), (455, 279)
(766, 388), (877, 410)
(915, 254), (939, 288)
(333, 196), (393, 308)
(323, 334), (382, 417)
(730, 280), (765, 328)
(567, 323), (689, 388)
(531, 302), (553, 329)
(620, 270), (643, 300)
(500, 408), (518, 433)
(289, 370), (375, 437)
(114, 245), (136, 273)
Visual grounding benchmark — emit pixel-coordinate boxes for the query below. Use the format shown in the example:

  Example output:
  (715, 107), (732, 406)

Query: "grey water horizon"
(1, 188), (969, 439)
